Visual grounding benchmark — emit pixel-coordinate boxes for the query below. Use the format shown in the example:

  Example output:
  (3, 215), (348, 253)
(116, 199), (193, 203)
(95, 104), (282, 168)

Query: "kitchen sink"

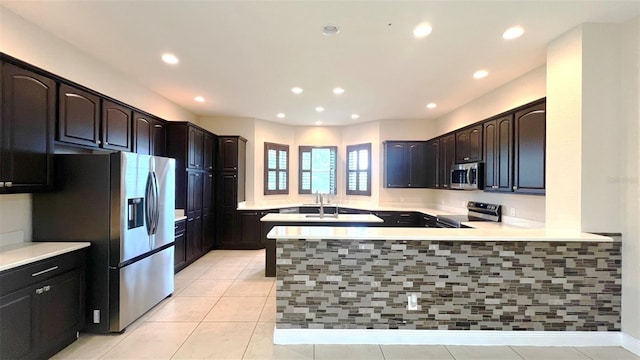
(305, 214), (339, 218)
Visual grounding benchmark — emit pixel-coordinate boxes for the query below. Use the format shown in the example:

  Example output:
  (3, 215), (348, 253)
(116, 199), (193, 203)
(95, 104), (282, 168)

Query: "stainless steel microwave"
(450, 162), (483, 190)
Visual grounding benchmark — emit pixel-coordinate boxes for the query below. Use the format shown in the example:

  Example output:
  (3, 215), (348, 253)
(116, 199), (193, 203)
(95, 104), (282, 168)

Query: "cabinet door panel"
(133, 113), (152, 155)
(58, 84), (100, 147)
(204, 133), (215, 172)
(384, 142), (407, 187)
(38, 269), (82, 352)
(407, 142), (427, 187)
(102, 101), (132, 151)
(152, 119), (166, 156)
(222, 173), (238, 208)
(187, 127), (204, 169)
(438, 134), (455, 189)
(174, 229), (186, 270)
(514, 103), (545, 194)
(1, 63), (55, 191)
(0, 287), (36, 360)
(497, 116), (513, 191)
(221, 138), (238, 171)
(425, 139), (439, 188)
(483, 120), (497, 190)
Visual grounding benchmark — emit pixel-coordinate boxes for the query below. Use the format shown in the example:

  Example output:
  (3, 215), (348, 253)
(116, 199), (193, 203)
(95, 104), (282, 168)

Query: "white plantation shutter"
(264, 142), (289, 195)
(346, 143), (371, 196)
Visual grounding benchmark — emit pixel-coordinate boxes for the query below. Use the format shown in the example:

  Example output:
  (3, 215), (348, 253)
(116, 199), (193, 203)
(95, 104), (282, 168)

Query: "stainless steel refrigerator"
(33, 152), (175, 333)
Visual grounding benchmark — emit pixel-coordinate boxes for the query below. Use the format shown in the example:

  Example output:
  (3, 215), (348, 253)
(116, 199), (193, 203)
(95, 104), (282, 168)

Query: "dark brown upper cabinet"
(455, 124), (483, 163)
(484, 115), (513, 192)
(58, 83), (101, 148)
(438, 134), (456, 189)
(203, 132), (215, 172)
(514, 101), (546, 195)
(383, 141), (428, 188)
(220, 136), (241, 172)
(101, 100), (132, 151)
(151, 118), (167, 157)
(425, 138), (440, 188)
(133, 112), (166, 156)
(0, 62), (55, 193)
(188, 126), (204, 170)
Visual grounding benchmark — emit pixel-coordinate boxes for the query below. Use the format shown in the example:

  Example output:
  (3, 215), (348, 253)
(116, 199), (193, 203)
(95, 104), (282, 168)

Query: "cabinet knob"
(513, 186), (518, 190)
(96, 140), (102, 145)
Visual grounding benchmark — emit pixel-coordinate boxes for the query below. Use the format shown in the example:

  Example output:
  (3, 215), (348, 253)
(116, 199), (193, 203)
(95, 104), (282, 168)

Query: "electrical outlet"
(509, 207), (516, 217)
(407, 293), (418, 311)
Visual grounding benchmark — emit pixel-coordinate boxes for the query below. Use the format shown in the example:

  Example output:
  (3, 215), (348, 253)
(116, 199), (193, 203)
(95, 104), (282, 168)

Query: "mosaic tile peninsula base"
(276, 239), (621, 331)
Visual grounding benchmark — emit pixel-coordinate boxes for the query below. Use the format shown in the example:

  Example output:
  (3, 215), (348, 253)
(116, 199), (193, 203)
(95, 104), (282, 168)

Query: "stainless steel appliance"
(436, 201), (501, 228)
(33, 152), (175, 333)
(450, 162), (483, 190)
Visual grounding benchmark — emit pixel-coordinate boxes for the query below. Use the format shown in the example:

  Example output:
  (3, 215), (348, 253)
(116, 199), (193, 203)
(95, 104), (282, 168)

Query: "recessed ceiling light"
(194, 96), (205, 103)
(503, 26), (525, 40)
(315, 106), (325, 112)
(333, 87), (345, 95)
(351, 114), (360, 119)
(276, 113), (285, 119)
(315, 121), (323, 125)
(322, 25), (340, 36)
(161, 53), (179, 65)
(473, 70), (489, 79)
(426, 103), (437, 109)
(291, 87), (303, 94)
(413, 22), (433, 38)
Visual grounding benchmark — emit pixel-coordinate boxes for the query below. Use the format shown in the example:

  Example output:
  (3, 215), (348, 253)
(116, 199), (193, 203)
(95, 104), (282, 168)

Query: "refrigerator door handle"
(152, 171), (160, 236)
(145, 171), (154, 236)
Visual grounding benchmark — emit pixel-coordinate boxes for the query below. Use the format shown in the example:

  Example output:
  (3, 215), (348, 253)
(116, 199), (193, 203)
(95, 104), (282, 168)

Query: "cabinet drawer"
(175, 219), (186, 235)
(0, 249), (86, 295)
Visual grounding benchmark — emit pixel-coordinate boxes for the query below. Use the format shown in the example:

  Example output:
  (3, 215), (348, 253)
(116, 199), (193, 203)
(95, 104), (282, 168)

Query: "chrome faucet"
(318, 193), (324, 218)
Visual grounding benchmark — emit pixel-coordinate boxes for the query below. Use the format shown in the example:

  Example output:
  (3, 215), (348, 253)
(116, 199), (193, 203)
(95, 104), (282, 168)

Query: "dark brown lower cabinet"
(0, 249), (85, 360)
(174, 219), (187, 272)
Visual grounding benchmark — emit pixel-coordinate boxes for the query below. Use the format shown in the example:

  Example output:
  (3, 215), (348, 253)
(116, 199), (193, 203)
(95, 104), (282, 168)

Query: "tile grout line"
(508, 345), (527, 360)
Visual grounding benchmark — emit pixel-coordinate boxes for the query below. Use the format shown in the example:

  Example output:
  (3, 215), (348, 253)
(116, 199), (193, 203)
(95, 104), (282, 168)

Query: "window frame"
(264, 142), (289, 195)
(346, 143), (372, 196)
(298, 145), (338, 195)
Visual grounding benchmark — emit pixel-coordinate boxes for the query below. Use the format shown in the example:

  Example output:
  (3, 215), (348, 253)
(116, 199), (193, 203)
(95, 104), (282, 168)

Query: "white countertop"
(238, 201), (454, 217)
(0, 242), (91, 272)
(267, 226), (612, 243)
(261, 213), (383, 223)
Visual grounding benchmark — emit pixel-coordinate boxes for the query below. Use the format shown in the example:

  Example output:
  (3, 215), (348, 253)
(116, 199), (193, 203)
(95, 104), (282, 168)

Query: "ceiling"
(1, 1), (639, 126)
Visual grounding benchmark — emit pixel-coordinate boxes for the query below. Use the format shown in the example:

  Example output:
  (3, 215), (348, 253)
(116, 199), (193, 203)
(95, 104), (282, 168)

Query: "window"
(264, 142), (289, 195)
(299, 146), (337, 194)
(346, 143), (371, 196)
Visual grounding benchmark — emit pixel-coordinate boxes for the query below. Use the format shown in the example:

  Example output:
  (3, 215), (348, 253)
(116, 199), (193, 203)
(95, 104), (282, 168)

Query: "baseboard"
(622, 333), (640, 356)
(274, 328), (624, 347)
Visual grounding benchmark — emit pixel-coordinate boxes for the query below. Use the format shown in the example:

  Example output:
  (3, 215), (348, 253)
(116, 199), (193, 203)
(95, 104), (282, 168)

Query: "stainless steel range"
(436, 201), (502, 228)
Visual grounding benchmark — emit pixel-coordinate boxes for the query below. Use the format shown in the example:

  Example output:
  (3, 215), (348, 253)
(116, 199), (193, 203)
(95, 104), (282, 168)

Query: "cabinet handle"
(154, 125), (163, 128)
(0, 182), (4, 187)
(35, 288), (44, 295)
(31, 266), (58, 277)
(464, 157), (470, 161)
(5, 182), (12, 187)
(43, 285), (51, 292)
(105, 141), (109, 145)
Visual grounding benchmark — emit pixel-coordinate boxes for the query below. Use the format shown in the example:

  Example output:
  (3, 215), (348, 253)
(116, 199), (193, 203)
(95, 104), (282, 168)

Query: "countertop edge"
(266, 226), (613, 243)
(0, 242), (91, 272)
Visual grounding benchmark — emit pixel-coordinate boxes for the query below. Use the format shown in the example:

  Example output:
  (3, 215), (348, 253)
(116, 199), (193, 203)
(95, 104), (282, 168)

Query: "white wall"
(430, 66), (547, 221)
(618, 16), (640, 341)
(0, 8), (195, 244)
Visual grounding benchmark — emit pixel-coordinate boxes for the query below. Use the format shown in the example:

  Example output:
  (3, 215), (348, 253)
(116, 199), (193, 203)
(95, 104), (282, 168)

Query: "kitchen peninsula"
(260, 212), (383, 277)
(268, 226), (620, 346)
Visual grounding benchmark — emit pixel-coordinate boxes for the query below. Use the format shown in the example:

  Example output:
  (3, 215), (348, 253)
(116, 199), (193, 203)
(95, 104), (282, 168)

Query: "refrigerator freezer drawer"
(110, 245), (174, 332)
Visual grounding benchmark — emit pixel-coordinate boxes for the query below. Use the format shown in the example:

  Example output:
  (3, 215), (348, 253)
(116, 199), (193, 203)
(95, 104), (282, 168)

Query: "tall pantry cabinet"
(167, 122), (217, 271)
(217, 136), (249, 249)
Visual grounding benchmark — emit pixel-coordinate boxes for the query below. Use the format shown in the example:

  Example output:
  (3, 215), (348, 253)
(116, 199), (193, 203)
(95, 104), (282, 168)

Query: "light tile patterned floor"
(52, 249), (639, 360)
